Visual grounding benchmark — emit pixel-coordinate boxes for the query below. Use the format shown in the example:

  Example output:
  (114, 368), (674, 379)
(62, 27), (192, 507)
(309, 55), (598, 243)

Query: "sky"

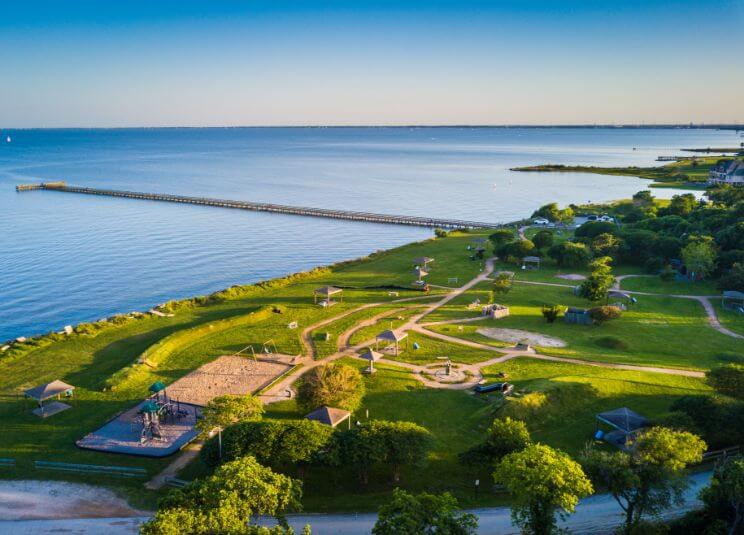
(1, 1), (743, 127)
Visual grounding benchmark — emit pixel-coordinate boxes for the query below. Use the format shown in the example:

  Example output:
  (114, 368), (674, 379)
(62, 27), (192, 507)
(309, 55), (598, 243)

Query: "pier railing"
(16, 182), (502, 230)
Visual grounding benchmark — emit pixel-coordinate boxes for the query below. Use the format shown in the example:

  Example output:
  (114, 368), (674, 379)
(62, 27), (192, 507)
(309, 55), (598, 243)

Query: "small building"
(522, 256), (541, 270)
(564, 306), (592, 325)
(722, 290), (744, 313)
(474, 382), (514, 396)
(595, 407), (650, 450)
(607, 290), (637, 310)
(24, 380), (75, 418)
(305, 406), (351, 429)
(313, 286), (343, 307)
(482, 303), (510, 319)
(709, 158), (744, 186)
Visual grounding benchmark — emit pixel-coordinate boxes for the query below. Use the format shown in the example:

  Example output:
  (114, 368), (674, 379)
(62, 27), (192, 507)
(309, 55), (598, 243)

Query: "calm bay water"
(0, 127), (739, 340)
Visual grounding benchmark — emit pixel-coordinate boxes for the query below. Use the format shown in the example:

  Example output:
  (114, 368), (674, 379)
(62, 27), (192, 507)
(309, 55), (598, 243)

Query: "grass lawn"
(426, 282), (742, 370)
(481, 358), (711, 454)
(216, 357), (501, 511)
(383, 331), (500, 366)
(617, 275), (720, 297)
(714, 301), (744, 338)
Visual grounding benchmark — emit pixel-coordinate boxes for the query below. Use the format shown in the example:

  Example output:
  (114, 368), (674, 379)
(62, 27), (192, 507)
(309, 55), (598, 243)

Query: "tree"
(330, 421), (386, 485)
(579, 256), (615, 302)
(541, 305), (563, 324)
(633, 190), (655, 207)
(297, 362), (364, 413)
(582, 427), (706, 535)
(492, 272), (513, 295)
(460, 417), (531, 470)
(532, 230), (554, 250)
(591, 233), (622, 259)
(668, 193), (697, 217)
(699, 455), (744, 535)
(500, 239), (535, 264)
(201, 420), (334, 476)
(494, 444), (593, 535)
(532, 203), (573, 223)
(489, 229), (515, 248)
(707, 364), (744, 400)
(196, 394), (264, 436)
(373, 488), (478, 535)
(719, 262), (744, 292)
(547, 241), (590, 268)
(575, 221), (617, 240)
(681, 236), (717, 280)
(375, 420), (433, 482)
(141, 456), (303, 535)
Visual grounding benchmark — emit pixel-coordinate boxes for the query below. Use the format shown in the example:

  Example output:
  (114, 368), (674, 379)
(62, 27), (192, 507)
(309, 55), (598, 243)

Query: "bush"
(589, 306), (622, 324)
(297, 362), (365, 412)
(541, 305), (563, 323)
(499, 239), (534, 264)
(574, 221), (617, 239)
(489, 229), (515, 247)
(434, 228), (448, 238)
(659, 265), (676, 282)
(716, 352), (744, 364)
(532, 230), (554, 250)
(655, 411), (696, 433)
(548, 241), (591, 268)
(593, 335), (628, 350)
(644, 257), (665, 274)
(707, 364), (744, 399)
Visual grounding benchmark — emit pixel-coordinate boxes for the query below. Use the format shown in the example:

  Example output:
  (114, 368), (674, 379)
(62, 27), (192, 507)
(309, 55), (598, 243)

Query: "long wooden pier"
(16, 182), (501, 230)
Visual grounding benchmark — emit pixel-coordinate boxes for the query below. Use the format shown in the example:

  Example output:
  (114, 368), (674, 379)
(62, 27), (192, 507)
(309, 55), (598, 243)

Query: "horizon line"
(4, 123), (744, 131)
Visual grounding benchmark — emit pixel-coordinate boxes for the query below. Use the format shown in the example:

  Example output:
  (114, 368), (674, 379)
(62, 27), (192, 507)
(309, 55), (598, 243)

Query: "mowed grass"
(714, 301), (744, 337)
(481, 358), (711, 454)
(382, 331), (501, 366)
(427, 282), (742, 370)
(0, 231), (493, 502)
(249, 357), (499, 511)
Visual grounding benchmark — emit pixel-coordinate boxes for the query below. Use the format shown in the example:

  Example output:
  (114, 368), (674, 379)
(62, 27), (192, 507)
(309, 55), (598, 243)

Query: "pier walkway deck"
(16, 182), (501, 230)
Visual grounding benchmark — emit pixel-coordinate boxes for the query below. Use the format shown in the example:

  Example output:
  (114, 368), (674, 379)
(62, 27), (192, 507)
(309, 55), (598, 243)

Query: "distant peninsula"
(510, 156), (729, 189)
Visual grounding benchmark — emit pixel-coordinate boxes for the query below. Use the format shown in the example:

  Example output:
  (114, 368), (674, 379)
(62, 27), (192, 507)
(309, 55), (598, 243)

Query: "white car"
(598, 215), (615, 223)
(533, 218), (550, 225)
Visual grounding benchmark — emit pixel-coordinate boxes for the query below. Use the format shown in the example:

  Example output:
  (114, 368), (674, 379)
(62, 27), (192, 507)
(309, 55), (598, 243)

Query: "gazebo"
(305, 406), (351, 429)
(360, 348), (383, 373)
(24, 380), (75, 418)
(413, 256), (434, 269)
(313, 286), (343, 306)
(722, 291), (744, 313)
(376, 330), (409, 356)
(522, 256), (541, 270)
(596, 407), (649, 450)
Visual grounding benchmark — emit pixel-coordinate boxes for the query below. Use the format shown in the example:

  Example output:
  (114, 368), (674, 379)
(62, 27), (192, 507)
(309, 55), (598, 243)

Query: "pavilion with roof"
(595, 407), (649, 450)
(24, 380), (75, 418)
(313, 286), (343, 306)
(305, 406), (351, 428)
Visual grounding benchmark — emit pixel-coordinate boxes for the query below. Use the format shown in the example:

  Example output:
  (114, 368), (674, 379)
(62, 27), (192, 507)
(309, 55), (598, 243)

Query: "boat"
(6, 136), (10, 143)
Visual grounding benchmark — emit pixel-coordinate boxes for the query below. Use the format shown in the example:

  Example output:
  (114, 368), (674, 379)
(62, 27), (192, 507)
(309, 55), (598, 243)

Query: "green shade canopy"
(149, 381), (166, 393)
(139, 401), (160, 413)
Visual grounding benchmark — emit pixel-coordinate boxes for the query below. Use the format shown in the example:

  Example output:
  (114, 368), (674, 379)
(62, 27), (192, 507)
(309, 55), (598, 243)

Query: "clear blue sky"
(2, 1), (742, 127)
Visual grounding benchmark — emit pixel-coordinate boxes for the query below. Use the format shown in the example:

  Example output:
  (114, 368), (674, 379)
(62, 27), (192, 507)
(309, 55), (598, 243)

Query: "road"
(0, 472), (711, 534)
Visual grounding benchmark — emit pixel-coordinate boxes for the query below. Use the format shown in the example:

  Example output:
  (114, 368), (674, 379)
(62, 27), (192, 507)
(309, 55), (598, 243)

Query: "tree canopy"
(141, 456), (303, 535)
(196, 394), (264, 436)
(494, 444), (593, 535)
(582, 426), (706, 534)
(373, 488), (478, 535)
(296, 362), (364, 413)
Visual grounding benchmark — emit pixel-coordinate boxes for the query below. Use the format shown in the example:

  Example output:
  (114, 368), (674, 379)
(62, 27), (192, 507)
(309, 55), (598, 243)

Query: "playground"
(166, 354), (294, 407)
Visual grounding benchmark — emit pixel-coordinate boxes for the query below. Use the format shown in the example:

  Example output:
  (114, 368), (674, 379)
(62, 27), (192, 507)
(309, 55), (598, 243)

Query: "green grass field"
(1, 226), (741, 512)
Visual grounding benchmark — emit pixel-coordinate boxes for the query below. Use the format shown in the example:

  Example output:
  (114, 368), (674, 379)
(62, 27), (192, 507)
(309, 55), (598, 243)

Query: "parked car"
(598, 215), (615, 223)
(533, 217), (550, 225)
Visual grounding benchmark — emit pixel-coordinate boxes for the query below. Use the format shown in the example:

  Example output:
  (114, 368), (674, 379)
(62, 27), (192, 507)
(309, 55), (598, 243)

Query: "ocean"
(0, 127), (738, 340)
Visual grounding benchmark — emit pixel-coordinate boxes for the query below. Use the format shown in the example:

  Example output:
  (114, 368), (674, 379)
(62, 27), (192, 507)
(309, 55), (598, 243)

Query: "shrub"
(707, 364), (744, 399)
(593, 335), (628, 350)
(574, 221), (617, 239)
(434, 228), (448, 238)
(297, 362), (364, 412)
(589, 306), (622, 324)
(541, 305), (563, 323)
(502, 392), (547, 420)
(715, 352), (744, 364)
(548, 241), (590, 268)
(659, 265), (676, 282)
(532, 230), (554, 250)
(644, 257), (665, 274)
(489, 229), (515, 247)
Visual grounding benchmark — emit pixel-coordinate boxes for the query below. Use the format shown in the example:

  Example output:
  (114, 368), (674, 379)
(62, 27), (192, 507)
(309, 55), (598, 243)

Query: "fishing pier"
(16, 182), (500, 230)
